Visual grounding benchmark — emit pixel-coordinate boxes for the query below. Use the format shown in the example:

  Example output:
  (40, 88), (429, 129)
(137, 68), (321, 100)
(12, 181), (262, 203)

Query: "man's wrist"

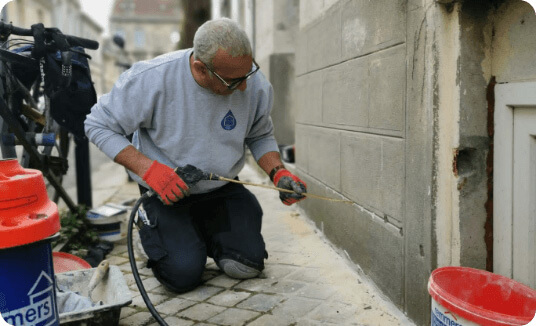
(269, 164), (286, 182)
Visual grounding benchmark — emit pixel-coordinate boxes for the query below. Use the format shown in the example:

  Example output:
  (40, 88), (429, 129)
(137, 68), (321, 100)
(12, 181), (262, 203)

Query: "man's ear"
(193, 60), (207, 76)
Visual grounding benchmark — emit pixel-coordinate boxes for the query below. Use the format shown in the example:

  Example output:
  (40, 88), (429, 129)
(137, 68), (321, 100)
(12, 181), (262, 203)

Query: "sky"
(79, 1), (114, 35)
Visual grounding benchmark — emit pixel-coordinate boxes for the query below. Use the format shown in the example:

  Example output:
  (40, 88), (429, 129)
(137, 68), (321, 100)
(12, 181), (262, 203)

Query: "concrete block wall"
(295, 0), (409, 312)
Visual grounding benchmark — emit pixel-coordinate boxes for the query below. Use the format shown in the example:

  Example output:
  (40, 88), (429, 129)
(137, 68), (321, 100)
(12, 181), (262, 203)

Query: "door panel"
(513, 107), (536, 288)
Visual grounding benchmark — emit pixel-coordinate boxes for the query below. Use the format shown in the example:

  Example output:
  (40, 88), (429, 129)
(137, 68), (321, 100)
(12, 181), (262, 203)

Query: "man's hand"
(273, 169), (307, 206)
(142, 161), (190, 205)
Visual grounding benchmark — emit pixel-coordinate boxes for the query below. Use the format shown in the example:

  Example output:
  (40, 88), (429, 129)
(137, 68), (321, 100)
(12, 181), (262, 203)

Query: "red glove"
(142, 161), (189, 205)
(272, 168), (307, 206)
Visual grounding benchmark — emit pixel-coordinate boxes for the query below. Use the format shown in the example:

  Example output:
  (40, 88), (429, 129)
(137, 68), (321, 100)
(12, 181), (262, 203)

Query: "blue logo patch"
(221, 110), (237, 130)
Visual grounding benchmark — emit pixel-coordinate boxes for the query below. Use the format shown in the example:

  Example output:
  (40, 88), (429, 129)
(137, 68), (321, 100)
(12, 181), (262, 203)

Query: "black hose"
(127, 193), (169, 326)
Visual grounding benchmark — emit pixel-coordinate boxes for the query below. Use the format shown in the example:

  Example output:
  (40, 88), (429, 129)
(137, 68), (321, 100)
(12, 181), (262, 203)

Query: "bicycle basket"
(44, 47), (97, 140)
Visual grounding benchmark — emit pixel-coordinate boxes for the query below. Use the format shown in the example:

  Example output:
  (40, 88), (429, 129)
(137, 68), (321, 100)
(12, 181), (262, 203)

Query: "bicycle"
(0, 21), (99, 212)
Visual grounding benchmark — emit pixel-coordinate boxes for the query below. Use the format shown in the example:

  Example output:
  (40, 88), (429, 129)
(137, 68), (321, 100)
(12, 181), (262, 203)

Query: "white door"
(495, 82), (536, 289)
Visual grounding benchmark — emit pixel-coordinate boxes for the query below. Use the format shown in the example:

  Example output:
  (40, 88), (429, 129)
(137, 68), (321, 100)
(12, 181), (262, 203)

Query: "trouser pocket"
(138, 206), (168, 265)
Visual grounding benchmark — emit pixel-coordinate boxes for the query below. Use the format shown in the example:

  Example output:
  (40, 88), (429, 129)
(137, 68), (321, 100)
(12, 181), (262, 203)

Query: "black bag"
(10, 45), (40, 89)
(44, 47), (97, 140)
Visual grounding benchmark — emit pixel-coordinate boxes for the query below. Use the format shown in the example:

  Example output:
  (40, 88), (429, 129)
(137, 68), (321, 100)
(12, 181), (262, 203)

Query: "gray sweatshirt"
(85, 48), (279, 194)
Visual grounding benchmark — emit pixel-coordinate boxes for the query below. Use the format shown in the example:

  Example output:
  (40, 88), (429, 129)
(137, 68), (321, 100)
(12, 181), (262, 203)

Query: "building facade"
(109, 0), (182, 63)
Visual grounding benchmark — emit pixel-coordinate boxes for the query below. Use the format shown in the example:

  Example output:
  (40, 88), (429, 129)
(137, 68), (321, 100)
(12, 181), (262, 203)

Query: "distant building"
(109, 0), (182, 63)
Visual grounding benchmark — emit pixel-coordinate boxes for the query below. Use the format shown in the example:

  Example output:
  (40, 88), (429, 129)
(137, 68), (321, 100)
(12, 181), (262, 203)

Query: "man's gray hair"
(193, 18), (252, 69)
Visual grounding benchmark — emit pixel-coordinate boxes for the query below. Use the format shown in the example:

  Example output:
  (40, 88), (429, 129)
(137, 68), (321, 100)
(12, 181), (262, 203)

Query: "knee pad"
(218, 259), (261, 279)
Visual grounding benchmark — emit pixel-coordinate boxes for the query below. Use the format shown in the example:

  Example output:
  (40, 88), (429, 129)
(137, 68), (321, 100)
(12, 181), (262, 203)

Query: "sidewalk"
(97, 163), (416, 326)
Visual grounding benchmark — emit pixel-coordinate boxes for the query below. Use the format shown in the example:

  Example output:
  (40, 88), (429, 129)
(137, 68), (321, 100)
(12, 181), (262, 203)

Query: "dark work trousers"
(138, 181), (267, 293)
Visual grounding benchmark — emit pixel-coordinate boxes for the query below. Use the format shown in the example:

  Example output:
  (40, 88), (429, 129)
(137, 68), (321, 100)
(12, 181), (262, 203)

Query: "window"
(135, 29), (145, 48)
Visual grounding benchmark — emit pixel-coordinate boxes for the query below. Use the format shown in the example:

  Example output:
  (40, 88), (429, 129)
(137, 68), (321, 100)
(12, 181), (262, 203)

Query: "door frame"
(494, 81), (536, 278)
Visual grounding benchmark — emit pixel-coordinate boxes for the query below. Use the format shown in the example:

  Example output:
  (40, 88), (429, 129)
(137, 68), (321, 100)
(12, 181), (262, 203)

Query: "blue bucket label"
(0, 242), (58, 326)
(431, 299), (479, 326)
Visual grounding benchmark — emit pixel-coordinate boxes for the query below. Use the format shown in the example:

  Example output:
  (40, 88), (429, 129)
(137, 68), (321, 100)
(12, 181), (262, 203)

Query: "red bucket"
(428, 267), (536, 325)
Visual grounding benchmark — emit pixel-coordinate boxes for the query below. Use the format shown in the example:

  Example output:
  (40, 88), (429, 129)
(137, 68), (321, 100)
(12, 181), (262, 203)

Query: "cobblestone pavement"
(100, 164), (416, 326)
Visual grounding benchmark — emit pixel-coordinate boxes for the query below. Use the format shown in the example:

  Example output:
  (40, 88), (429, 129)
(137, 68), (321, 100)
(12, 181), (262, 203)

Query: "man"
(85, 18), (307, 293)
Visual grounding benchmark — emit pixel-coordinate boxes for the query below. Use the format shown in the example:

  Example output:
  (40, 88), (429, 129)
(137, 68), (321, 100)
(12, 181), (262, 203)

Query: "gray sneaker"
(218, 259), (261, 279)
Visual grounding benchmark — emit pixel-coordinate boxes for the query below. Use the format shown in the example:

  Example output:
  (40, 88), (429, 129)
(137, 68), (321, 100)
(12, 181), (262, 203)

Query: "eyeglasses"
(202, 59), (260, 90)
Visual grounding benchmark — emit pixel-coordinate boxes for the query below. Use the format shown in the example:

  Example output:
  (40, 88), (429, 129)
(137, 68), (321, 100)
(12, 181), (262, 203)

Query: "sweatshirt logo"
(221, 110), (236, 130)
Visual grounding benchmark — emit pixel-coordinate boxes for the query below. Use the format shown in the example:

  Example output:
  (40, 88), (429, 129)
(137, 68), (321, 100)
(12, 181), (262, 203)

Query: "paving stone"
(286, 267), (322, 283)
(148, 315), (194, 326)
(271, 251), (316, 266)
(118, 311), (153, 326)
(202, 268), (223, 282)
(207, 290), (251, 307)
(119, 306), (137, 319)
(205, 274), (242, 288)
(262, 263), (300, 279)
(177, 303), (226, 321)
(112, 244), (128, 255)
(207, 307), (260, 325)
(152, 284), (179, 296)
(306, 300), (360, 324)
(235, 278), (306, 294)
(237, 293), (284, 312)
(271, 297), (323, 319)
(155, 297), (196, 314)
(296, 284), (336, 300)
(270, 280), (307, 294)
(137, 276), (162, 292)
(234, 277), (278, 292)
(178, 285), (224, 301)
(124, 272), (147, 287)
(131, 293), (169, 309)
(296, 319), (335, 326)
(246, 313), (297, 326)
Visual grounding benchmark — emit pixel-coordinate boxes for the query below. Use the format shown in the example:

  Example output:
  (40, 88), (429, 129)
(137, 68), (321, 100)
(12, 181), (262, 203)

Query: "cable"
(127, 192), (169, 326)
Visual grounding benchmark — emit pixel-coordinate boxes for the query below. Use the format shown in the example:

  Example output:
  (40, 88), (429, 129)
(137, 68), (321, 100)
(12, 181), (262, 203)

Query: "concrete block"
(296, 71), (323, 124)
(295, 30), (308, 75)
(299, 0), (327, 29)
(306, 127), (341, 191)
(307, 6), (342, 71)
(340, 132), (404, 221)
(368, 45), (407, 132)
(341, 0), (406, 60)
(323, 58), (369, 128)
(295, 124), (310, 172)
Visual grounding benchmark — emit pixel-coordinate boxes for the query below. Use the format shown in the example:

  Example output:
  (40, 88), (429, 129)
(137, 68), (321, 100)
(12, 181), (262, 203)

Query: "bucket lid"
(53, 252), (91, 273)
(0, 159), (60, 249)
(428, 266), (536, 326)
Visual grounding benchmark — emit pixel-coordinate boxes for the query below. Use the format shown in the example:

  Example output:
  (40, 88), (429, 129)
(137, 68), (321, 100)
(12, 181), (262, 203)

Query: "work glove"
(142, 161), (206, 205)
(272, 168), (307, 206)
